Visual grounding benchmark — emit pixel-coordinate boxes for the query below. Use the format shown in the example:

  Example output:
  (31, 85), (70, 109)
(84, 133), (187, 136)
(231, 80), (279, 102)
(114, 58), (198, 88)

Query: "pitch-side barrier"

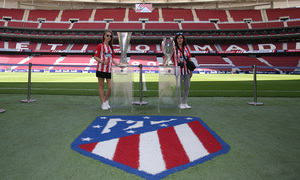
(0, 63), (299, 108)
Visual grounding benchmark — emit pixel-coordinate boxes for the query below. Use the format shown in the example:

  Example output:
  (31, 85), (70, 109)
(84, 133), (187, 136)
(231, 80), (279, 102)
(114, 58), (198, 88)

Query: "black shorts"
(96, 71), (111, 79)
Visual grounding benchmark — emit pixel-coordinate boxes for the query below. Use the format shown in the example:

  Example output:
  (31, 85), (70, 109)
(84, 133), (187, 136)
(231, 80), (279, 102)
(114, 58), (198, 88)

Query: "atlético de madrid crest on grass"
(71, 116), (230, 179)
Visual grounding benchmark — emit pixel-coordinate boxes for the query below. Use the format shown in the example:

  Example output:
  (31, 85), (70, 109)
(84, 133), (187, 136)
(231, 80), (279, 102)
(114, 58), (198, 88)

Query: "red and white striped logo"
(71, 116), (230, 179)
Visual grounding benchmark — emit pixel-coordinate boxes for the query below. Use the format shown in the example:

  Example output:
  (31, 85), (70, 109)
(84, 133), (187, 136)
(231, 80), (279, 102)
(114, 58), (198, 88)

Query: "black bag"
(178, 47), (196, 71)
(185, 58), (196, 71)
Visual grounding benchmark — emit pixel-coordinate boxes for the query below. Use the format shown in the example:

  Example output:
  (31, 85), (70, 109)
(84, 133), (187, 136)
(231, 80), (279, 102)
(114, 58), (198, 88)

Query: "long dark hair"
(174, 33), (188, 59)
(102, 30), (114, 51)
(174, 33), (187, 50)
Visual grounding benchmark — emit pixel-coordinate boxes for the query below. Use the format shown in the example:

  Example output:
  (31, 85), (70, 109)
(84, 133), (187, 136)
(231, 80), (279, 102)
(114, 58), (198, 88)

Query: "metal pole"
(133, 64), (148, 105)
(248, 65), (263, 106)
(21, 63), (36, 103)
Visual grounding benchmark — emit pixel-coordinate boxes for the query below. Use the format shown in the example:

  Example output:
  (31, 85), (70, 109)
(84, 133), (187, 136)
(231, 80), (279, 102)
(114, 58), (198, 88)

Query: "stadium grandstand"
(0, 0), (299, 74)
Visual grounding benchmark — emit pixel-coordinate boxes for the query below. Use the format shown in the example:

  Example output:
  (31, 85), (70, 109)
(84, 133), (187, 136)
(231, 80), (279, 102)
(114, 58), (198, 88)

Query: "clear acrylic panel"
(158, 66), (181, 113)
(111, 66), (133, 112)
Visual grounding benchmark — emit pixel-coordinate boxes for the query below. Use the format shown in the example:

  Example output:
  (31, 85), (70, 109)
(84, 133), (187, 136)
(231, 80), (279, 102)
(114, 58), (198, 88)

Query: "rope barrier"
(1, 63), (299, 106)
(1, 63), (299, 69)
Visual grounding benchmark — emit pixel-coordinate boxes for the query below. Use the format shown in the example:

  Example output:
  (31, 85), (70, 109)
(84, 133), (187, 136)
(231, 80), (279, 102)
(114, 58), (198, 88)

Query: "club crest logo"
(71, 116), (230, 179)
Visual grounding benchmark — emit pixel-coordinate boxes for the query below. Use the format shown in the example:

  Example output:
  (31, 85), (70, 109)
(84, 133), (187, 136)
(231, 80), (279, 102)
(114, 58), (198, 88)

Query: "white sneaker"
(183, 104), (191, 109)
(101, 103), (108, 110)
(179, 104), (186, 109)
(105, 101), (111, 109)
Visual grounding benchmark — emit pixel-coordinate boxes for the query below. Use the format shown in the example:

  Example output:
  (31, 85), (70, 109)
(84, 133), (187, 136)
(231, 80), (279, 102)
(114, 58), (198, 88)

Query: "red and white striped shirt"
(94, 43), (115, 73)
(171, 46), (192, 75)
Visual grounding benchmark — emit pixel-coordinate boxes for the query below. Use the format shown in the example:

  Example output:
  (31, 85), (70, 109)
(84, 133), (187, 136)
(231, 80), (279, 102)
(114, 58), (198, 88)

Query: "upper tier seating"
(229, 9), (263, 22)
(28, 9), (60, 21)
(195, 9), (228, 22)
(94, 8), (126, 21)
(60, 9), (93, 21)
(0, 8), (24, 20)
(266, 8), (300, 21)
(161, 8), (194, 21)
(128, 8), (159, 21)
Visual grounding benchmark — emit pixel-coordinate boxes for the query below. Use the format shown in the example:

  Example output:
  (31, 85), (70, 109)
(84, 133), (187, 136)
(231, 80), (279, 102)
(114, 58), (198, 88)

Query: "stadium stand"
(189, 44), (218, 51)
(229, 9), (263, 22)
(0, 54), (29, 70)
(60, 9), (93, 22)
(161, 8), (194, 22)
(227, 56), (275, 71)
(0, 8), (24, 20)
(94, 8), (126, 21)
(70, 43), (98, 51)
(0, 7), (299, 73)
(195, 9), (228, 22)
(27, 9), (60, 21)
(218, 43), (250, 51)
(266, 8), (300, 21)
(21, 55), (61, 70)
(51, 55), (93, 70)
(130, 44), (157, 51)
(129, 55), (159, 72)
(260, 56), (300, 71)
(195, 56), (232, 71)
(39, 42), (69, 51)
(128, 8), (159, 21)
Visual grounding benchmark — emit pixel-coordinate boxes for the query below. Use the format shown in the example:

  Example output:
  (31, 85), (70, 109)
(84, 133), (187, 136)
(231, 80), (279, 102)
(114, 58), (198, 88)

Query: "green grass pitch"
(0, 72), (300, 97)
(0, 72), (299, 179)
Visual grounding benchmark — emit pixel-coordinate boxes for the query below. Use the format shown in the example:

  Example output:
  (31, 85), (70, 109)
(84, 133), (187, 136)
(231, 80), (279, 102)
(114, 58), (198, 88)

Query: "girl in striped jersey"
(163, 33), (193, 109)
(94, 30), (119, 110)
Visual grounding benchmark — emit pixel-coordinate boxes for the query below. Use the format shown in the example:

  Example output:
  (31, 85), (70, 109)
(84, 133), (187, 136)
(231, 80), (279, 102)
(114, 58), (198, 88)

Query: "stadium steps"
(257, 57), (282, 72)
(11, 55), (33, 70)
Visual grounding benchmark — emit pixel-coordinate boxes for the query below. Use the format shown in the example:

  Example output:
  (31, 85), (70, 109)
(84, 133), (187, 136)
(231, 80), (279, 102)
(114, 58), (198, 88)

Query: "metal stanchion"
(248, 65), (263, 106)
(21, 63), (36, 103)
(133, 64), (148, 105)
(0, 109), (5, 113)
